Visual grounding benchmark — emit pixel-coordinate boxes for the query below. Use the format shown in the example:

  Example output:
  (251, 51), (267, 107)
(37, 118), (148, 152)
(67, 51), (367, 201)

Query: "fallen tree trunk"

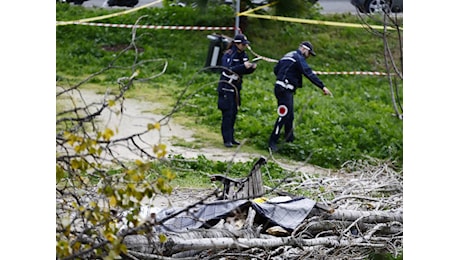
(294, 219), (402, 237)
(124, 234), (388, 256)
(309, 208), (403, 223)
(170, 236), (387, 252)
(124, 207), (402, 256)
(123, 228), (270, 255)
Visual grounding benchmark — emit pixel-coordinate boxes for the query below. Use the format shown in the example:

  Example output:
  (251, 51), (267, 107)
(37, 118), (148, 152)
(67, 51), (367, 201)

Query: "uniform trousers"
(269, 84), (295, 146)
(218, 90), (239, 144)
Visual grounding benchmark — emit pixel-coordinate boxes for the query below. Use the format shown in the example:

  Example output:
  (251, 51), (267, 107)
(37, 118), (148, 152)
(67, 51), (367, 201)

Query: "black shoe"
(231, 140), (240, 145)
(224, 142), (233, 148)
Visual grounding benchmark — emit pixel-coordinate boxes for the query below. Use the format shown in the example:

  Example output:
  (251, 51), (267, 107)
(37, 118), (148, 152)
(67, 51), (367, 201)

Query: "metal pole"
(235, 0), (240, 36)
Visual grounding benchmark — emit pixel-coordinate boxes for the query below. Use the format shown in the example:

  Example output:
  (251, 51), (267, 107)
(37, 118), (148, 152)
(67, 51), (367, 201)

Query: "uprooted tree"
(56, 16), (402, 260)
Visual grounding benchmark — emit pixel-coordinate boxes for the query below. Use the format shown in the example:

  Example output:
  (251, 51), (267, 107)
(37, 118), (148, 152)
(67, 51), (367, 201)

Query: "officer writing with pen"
(217, 34), (257, 148)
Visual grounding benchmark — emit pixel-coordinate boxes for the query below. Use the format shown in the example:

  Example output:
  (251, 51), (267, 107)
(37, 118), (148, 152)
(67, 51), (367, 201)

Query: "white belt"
(221, 87), (235, 93)
(222, 71), (239, 83)
(276, 80), (295, 90)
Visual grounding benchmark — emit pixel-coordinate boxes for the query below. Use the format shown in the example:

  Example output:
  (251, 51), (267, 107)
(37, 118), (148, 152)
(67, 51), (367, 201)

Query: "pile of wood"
(123, 158), (402, 259)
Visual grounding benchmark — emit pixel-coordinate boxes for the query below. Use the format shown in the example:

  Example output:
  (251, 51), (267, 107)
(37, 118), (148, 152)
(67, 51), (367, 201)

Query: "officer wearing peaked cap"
(268, 41), (332, 152)
(217, 34), (258, 148)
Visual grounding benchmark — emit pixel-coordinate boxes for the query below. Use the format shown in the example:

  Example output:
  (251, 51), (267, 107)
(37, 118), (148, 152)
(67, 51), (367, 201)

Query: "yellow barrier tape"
(56, 0), (161, 26)
(238, 6), (402, 31)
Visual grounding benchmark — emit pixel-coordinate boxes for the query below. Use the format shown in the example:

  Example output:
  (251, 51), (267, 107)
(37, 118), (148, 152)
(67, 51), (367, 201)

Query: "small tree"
(356, 10), (403, 119)
(56, 17), (174, 259)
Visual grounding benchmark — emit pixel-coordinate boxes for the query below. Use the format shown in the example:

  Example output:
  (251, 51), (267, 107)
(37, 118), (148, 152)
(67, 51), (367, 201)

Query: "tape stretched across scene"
(56, 0), (163, 26)
(57, 11), (392, 76)
(57, 0), (402, 31)
(314, 71), (390, 76)
(65, 22), (234, 31)
(247, 47), (390, 76)
(238, 2), (402, 31)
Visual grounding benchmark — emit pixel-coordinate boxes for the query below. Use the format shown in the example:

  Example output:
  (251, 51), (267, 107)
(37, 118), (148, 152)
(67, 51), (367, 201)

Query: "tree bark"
(124, 234), (387, 256)
(309, 208), (403, 223)
(123, 207), (403, 256)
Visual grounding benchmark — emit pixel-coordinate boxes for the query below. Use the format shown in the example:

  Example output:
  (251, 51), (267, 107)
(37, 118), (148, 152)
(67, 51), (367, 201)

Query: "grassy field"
(56, 2), (403, 169)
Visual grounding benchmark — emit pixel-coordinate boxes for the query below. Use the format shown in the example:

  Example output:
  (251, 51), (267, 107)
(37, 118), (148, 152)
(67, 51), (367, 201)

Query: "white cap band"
(301, 44), (311, 51)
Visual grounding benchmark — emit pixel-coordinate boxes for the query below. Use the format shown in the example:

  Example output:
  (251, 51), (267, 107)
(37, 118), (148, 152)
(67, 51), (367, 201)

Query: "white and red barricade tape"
(63, 22), (391, 76)
(314, 71), (389, 76)
(74, 22), (234, 31)
(247, 46), (390, 76)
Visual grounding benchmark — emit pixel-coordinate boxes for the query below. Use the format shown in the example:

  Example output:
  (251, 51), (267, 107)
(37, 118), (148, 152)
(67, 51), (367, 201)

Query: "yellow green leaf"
(159, 233), (167, 243)
(135, 160), (143, 166)
(163, 169), (176, 181)
(120, 244), (128, 254)
(156, 177), (165, 190)
(156, 150), (167, 158)
(74, 144), (85, 153)
(104, 232), (117, 244)
(109, 196), (117, 207)
(70, 159), (80, 169)
(56, 165), (65, 182)
(102, 128), (114, 141)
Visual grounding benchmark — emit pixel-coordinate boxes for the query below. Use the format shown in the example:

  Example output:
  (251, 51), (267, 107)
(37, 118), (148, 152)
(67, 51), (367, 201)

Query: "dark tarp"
(154, 197), (316, 233)
(155, 200), (250, 232)
(250, 197), (317, 231)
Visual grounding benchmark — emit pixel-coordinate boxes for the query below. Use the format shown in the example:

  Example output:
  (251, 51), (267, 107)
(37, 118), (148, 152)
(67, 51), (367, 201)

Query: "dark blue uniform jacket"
(218, 45), (256, 93)
(274, 49), (324, 90)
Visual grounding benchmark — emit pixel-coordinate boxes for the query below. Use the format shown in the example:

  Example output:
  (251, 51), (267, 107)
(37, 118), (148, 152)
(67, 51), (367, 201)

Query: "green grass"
(56, 2), (403, 170)
(162, 154), (290, 188)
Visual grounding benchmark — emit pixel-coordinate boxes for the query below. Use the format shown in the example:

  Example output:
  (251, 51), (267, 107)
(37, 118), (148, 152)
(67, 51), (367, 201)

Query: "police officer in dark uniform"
(217, 34), (257, 148)
(268, 41), (332, 152)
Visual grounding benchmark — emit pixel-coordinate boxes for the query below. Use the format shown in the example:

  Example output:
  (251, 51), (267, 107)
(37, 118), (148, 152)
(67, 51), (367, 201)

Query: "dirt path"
(84, 89), (327, 171)
(66, 89), (269, 163)
(61, 88), (334, 171)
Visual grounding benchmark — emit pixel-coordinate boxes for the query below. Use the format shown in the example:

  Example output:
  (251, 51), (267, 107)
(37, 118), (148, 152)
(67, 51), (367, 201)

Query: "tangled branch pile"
(279, 158), (403, 258)
(122, 159), (402, 259)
